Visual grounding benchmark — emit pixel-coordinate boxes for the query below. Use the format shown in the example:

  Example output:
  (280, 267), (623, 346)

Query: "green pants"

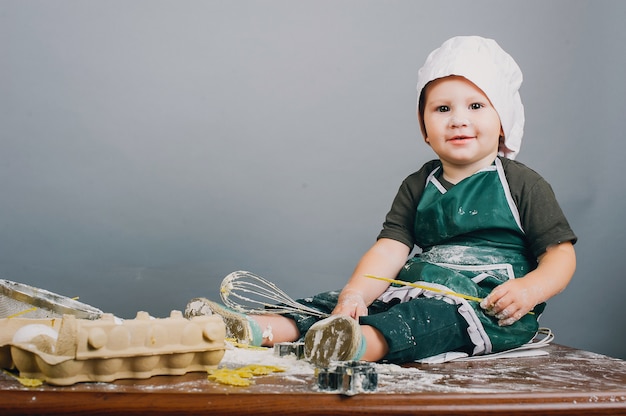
(284, 291), (472, 363)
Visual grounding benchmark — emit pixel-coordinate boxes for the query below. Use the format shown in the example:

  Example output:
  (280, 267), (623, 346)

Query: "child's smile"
(448, 135), (475, 142)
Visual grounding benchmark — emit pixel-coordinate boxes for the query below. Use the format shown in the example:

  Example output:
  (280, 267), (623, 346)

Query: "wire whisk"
(219, 270), (329, 318)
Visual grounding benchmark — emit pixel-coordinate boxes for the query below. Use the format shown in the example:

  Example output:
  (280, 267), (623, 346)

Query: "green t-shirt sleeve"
(503, 158), (578, 258)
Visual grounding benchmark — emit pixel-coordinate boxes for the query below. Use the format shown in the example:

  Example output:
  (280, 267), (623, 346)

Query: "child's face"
(422, 76), (503, 172)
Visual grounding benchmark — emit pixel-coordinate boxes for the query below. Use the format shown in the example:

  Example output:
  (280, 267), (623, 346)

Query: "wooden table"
(2, 344), (626, 415)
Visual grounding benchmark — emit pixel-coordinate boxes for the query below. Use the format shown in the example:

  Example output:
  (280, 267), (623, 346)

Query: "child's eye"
(469, 103), (484, 110)
(437, 105), (450, 112)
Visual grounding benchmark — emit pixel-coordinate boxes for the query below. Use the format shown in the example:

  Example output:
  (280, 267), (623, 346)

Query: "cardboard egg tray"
(1, 310), (226, 385)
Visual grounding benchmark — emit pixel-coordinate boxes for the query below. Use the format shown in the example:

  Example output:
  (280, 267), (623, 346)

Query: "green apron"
(381, 158), (543, 355)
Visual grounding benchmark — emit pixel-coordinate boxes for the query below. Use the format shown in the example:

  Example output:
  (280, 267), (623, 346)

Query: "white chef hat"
(416, 36), (525, 159)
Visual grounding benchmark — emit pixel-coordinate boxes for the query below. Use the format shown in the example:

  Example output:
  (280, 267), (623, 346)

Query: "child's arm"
(333, 238), (411, 319)
(480, 241), (576, 326)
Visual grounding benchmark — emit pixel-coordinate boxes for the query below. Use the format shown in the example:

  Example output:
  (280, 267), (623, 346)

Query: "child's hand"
(479, 277), (540, 326)
(332, 289), (368, 319)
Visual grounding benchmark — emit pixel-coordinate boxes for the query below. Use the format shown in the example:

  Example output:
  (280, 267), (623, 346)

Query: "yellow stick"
(364, 274), (484, 302)
(365, 274), (535, 316)
(7, 307), (38, 319)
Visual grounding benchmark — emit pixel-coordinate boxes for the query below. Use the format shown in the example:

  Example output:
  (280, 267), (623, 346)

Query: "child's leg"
(249, 314), (300, 346)
(360, 324), (389, 361)
(360, 297), (472, 363)
(185, 298), (300, 346)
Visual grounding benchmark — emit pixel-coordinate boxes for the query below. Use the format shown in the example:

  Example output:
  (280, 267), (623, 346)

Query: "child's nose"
(449, 115), (471, 128)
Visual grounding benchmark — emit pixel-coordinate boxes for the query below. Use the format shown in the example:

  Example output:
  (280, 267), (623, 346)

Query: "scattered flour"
(3, 341), (624, 397)
(261, 324), (274, 342)
(218, 343), (498, 393)
(219, 343), (315, 376)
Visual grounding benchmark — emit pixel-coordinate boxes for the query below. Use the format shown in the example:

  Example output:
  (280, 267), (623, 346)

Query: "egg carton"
(0, 317), (63, 370)
(2, 310), (226, 385)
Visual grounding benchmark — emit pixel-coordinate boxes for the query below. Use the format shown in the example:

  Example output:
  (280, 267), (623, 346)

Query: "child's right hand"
(332, 289), (368, 319)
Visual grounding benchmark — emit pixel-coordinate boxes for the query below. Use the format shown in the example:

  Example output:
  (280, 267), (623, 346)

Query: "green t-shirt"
(377, 157), (577, 259)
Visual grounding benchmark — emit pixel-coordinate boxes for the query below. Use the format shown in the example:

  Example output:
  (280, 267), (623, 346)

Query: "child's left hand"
(480, 242), (576, 326)
(479, 277), (540, 326)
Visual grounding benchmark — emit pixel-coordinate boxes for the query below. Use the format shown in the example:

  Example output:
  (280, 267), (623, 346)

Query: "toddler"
(187, 36), (577, 367)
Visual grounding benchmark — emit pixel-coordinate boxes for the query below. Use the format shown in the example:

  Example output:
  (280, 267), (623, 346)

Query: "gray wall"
(2, 1), (625, 359)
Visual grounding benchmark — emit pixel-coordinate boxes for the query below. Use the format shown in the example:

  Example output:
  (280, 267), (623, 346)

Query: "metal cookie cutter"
(273, 341), (305, 359)
(316, 361), (378, 395)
